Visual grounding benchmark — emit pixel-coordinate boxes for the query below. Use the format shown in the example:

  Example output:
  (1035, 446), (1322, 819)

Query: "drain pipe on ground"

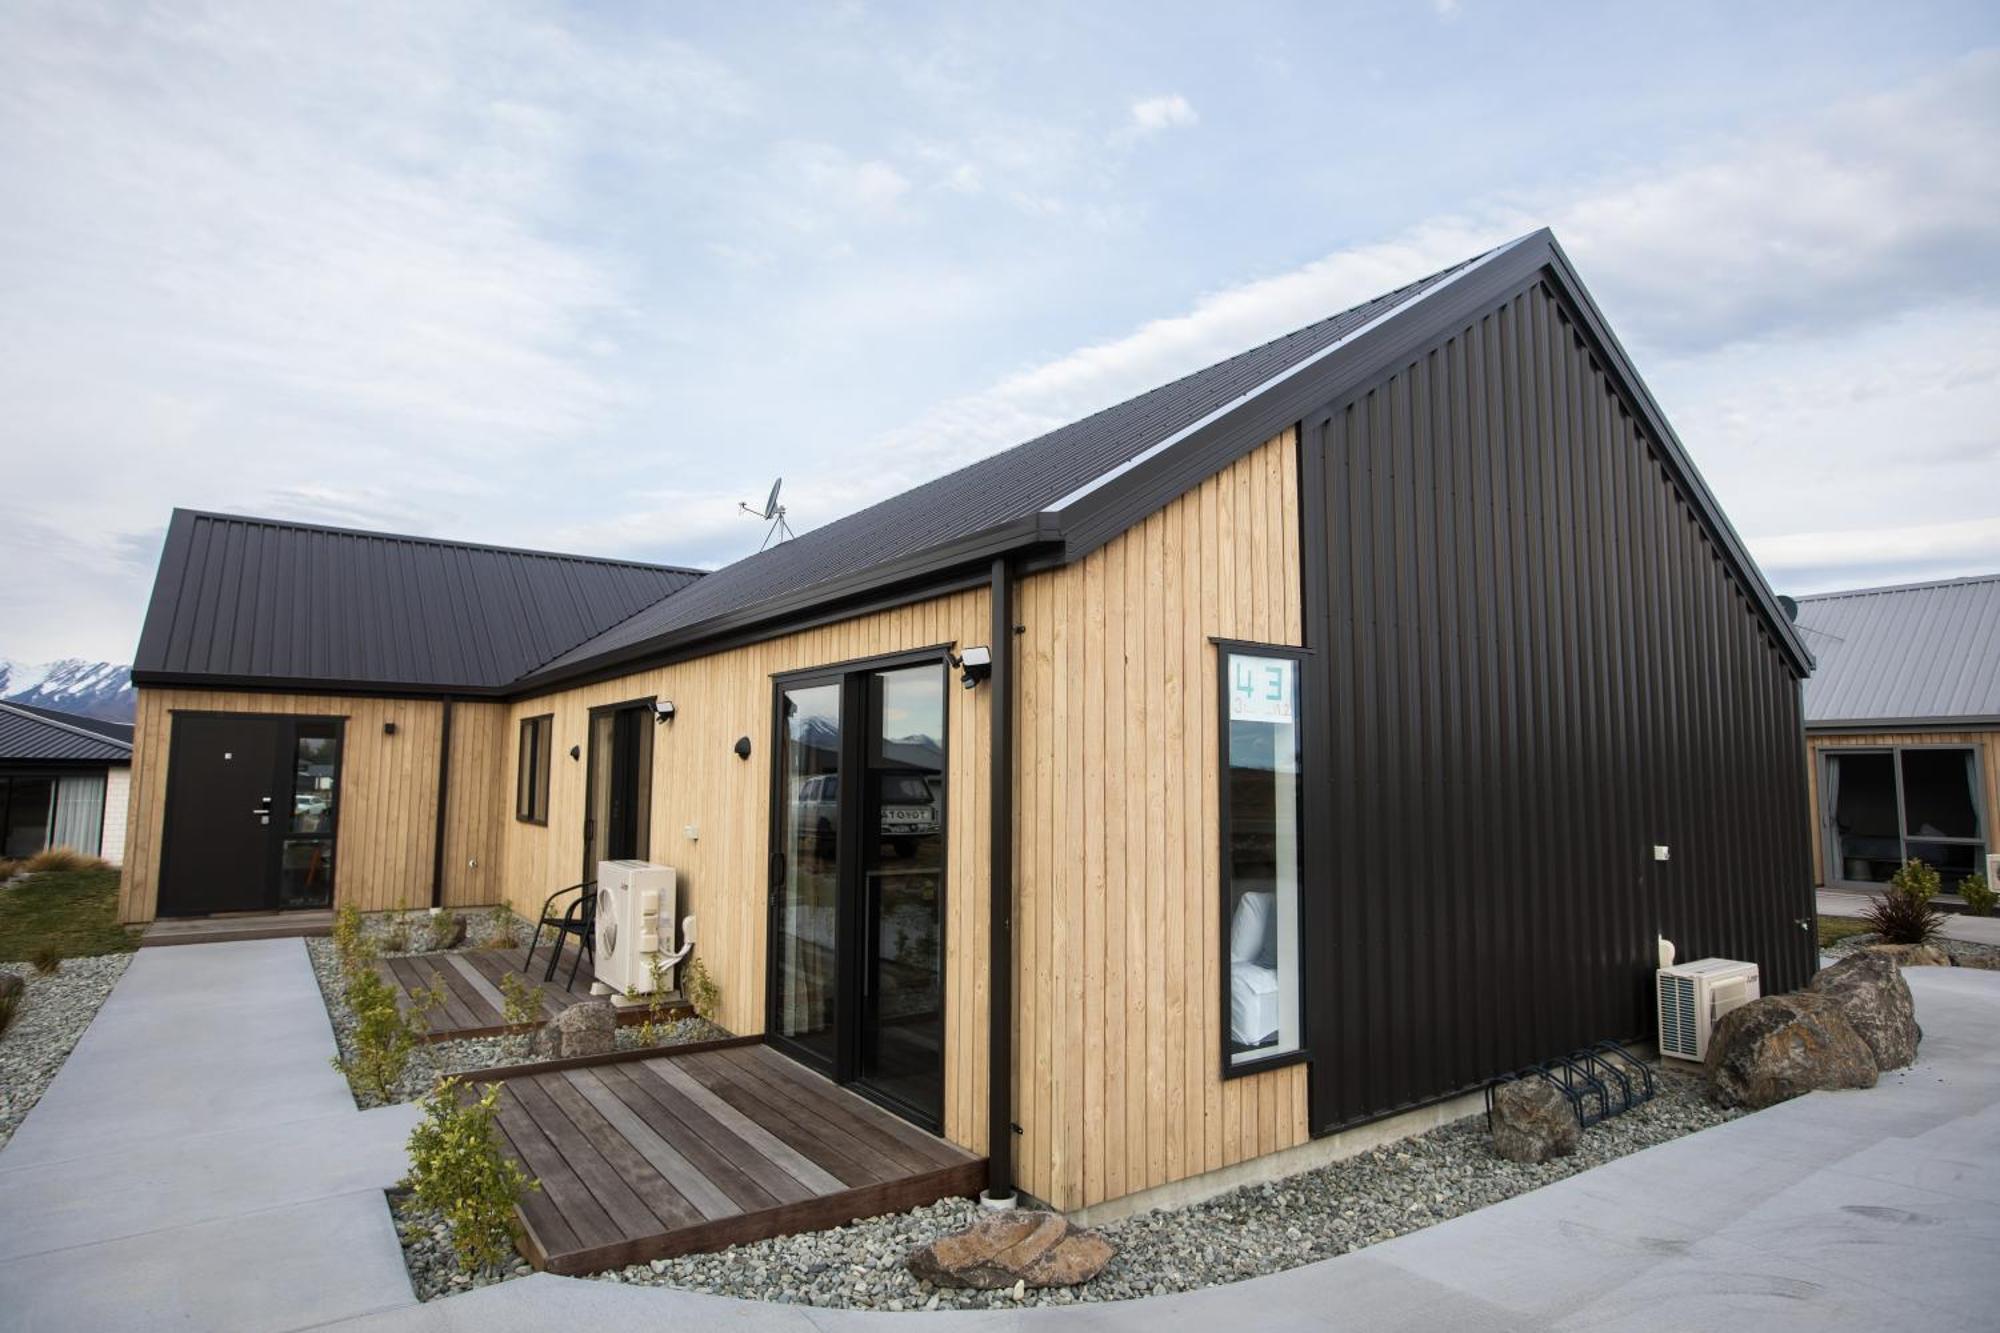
(983, 555), (1017, 1209)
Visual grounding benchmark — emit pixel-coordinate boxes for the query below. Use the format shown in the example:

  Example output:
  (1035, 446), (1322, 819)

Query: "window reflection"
(1224, 651), (1302, 1066)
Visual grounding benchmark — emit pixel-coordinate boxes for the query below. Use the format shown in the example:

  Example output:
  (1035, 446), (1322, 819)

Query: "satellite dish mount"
(739, 477), (795, 551)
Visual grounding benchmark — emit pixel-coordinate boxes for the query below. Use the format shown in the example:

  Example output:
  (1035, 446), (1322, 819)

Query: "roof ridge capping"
(174, 508), (710, 577)
(1796, 570), (2000, 603)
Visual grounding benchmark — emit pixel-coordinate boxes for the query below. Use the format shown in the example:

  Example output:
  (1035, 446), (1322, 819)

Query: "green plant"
(331, 903), (366, 968)
(1888, 858), (1942, 903)
(23, 846), (107, 874)
(30, 944), (62, 975)
(1959, 874), (1996, 917)
(403, 1078), (538, 1272)
(382, 911), (412, 954)
(334, 966), (434, 1102)
(481, 905), (517, 949)
(498, 971), (540, 1032)
(1864, 881), (1947, 947)
(1818, 915), (1873, 949)
(682, 955), (720, 1025)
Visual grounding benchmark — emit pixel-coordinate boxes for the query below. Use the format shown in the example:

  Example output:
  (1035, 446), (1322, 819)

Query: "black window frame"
(1214, 638), (1312, 1080)
(516, 713), (553, 825)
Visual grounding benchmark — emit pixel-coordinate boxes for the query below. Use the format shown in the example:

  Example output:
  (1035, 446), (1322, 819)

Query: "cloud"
(1126, 94), (1199, 136)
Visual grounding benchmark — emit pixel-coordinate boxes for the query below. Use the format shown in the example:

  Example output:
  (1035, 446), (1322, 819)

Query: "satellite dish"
(738, 477), (796, 550)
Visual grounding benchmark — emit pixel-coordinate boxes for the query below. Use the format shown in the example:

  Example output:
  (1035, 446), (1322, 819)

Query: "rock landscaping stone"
(534, 999), (616, 1059)
(415, 912), (467, 954)
(1807, 953), (1920, 1070)
(1488, 1078), (1579, 1164)
(1705, 991), (1877, 1109)
(1946, 947), (2000, 970)
(906, 1210), (1114, 1289)
(1862, 942), (1950, 967)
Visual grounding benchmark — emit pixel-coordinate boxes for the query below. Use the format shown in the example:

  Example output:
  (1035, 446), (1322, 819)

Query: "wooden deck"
(375, 944), (686, 1041)
(141, 910), (333, 947)
(481, 1039), (985, 1274)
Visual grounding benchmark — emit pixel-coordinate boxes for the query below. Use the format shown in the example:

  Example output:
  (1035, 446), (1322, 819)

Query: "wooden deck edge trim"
(138, 924), (333, 947)
(529, 1156), (989, 1276)
(414, 1001), (698, 1046)
(451, 1033), (764, 1084)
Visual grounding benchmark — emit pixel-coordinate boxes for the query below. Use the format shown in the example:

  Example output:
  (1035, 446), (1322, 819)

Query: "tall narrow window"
(1220, 645), (1304, 1069)
(516, 714), (552, 824)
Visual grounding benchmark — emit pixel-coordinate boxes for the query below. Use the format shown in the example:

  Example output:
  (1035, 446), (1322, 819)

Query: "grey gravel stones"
(0, 954), (132, 1150)
(1488, 1078), (1579, 1164)
(391, 1065), (1737, 1308)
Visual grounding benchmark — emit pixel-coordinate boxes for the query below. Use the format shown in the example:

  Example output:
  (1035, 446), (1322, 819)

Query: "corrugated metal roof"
(0, 701), (133, 763)
(1794, 573), (2000, 726)
(0, 700), (133, 744)
(528, 255), (1483, 677)
(133, 513), (704, 691)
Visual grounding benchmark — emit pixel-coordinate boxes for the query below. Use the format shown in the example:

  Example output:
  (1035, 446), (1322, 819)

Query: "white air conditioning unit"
(1657, 958), (1761, 1062)
(594, 860), (675, 997)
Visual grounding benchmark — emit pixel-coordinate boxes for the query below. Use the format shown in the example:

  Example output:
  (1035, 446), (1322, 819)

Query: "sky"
(2, 0), (1997, 664)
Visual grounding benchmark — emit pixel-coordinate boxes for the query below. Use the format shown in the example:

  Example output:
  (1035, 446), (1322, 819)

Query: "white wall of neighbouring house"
(100, 765), (129, 865)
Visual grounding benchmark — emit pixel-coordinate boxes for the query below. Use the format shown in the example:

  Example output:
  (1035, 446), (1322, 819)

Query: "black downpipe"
(430, 697), (455, 909)
(986, 556), (1015, 1201)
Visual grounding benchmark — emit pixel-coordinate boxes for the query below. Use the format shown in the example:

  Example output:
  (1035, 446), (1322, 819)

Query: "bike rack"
(1484, 1041), (1658, 1133)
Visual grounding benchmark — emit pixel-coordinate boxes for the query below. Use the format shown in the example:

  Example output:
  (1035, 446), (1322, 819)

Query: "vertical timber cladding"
(1302, 278), (1816, 1132)
(1013, 430), (1310, 1213)
(120, 687), (501, 921)
(496, 588), (992, 1154)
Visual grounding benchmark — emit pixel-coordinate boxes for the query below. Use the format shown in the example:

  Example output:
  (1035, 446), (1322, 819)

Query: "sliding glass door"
(1825, 745), (1988, 891)
(768, 656), (947, 1129)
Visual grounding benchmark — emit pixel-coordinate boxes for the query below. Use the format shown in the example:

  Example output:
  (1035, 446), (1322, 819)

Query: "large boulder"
(1705, 992), (1877, 1109)
(1862, 942), (1950, 968)
(907, 1210), (1113, 1289)
(1807, 953), (1920, 1070)
(533, 998), (616, 1059)
(1489, 1078), (1580, 1164)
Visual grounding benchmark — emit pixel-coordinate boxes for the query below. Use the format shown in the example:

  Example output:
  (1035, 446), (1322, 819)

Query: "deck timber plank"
(560, 1069), (743, 1222)
(643, 1057), (847, 1194)
(507, 1077), (667, 1239)
(443, 952), (512, 1015)
(603, 1061), (806, 1210)
(726, 1045), (968, 1171)
(537, 1071), (707, 1232)
(675, 1051), (906, 1186)
(491, 1093), (610, 1253)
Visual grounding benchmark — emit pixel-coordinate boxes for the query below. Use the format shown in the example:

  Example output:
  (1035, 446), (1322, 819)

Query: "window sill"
(1222, 1047), (1311, 1081)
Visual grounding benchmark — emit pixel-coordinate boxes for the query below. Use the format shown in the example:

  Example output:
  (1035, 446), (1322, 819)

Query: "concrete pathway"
(331, 967), (2000, 1332)
(0, 939), (422, 1332)
(1818, 888), (2000, 947)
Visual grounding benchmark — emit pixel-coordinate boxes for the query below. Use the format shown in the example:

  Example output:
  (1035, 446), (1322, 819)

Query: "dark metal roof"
(1794, 573), (2000, 727)
(521, 229), (1811, 689)
(133, 512), (705, 693)
(0, 700), (133, 763)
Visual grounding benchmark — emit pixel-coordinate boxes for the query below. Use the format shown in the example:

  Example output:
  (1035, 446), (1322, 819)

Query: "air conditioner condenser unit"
(1656, 958), (1761, 1062)
(593, 860), (675, 997)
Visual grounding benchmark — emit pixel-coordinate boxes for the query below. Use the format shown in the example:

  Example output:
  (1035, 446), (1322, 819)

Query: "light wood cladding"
(1806, 730), (1998, 886)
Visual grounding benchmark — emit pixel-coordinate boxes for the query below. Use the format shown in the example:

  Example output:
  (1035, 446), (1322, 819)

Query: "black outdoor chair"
(522, 879), (596, 988)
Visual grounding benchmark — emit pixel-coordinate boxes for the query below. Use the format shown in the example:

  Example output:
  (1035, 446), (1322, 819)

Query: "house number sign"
(1228, 654), (1294, 725)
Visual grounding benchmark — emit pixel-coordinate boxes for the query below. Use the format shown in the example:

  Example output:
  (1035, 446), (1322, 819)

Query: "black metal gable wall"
(1299, 276), (1816, 1133)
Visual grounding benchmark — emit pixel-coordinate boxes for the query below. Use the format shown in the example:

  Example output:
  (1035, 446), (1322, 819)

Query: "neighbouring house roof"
(132, 513), (705, 693)
(1792, 573), (2000, 728)
(129, 228), (1811, 698)
(0, 700), (134, 764)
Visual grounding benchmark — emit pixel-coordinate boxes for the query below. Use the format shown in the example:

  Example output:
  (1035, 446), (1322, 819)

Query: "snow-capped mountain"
(0, 657), (134, 723)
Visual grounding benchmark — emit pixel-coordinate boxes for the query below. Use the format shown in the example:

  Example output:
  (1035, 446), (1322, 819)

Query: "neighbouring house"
(121, 228), (1818, 1215)
(1792, 573), (1998, 896)
(0, 699), (132, 862)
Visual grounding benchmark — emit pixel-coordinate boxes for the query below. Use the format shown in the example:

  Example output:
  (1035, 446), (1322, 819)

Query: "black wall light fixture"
(569, 744), (581, 761)
(733, 736), (752, 760)
(951, 645), (993, 690)
(654, 698), (675, 724)
(382, 721), (397, 735)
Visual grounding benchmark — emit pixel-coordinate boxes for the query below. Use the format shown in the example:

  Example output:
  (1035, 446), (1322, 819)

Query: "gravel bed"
(309, 929), (727, 1108)
(1822, 929), (2000, 967)
(396, 1064), (1740, 1307)
(0, 954), (133, 1150)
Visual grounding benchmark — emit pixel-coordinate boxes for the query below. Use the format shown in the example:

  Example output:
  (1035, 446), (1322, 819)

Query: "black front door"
(768, 657), (946, 1130)
(158, 714), (342, 916)
(583, 701), (653, 881)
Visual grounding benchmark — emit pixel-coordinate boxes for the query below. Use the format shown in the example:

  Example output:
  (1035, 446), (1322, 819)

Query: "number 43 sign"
(1228, 654), (1294, 724)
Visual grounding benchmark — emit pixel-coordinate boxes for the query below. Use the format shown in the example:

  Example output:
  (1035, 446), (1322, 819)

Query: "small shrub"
(1888, 858), (1942, 904)
(497, 971), (540, 1042)
(331, 903), (366, 967)
(1864, 883), (1946, 946)
(23, 847), (107, 874)
(30, 944), (62, 975)
(334, 966), (433, 1102)
(481, 905), (517, 949)
(682, 955), (721, 1025)
(1959, 874), (1996, 917)
(382, 911), (411, 954)
(0, 990), (19, 1036)
(0, 857), (23, 882)
(403, 1078), (537, 1272)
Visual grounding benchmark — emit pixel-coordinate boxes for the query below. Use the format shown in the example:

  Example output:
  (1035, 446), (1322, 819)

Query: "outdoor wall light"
(733, 736), (752, 761)
(382, 721), (397, 735)
(952, 645), (993, 690)
(569, 744), (581, 761)
(654, 698), (676, 724)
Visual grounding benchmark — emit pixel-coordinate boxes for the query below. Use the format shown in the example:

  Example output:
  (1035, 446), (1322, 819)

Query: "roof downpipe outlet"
(983, 554), (1017, 1206)
(430, 697), (455, 910)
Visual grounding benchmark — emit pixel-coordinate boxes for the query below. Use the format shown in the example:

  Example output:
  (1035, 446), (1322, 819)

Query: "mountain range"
(0, 657), (135, 722)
